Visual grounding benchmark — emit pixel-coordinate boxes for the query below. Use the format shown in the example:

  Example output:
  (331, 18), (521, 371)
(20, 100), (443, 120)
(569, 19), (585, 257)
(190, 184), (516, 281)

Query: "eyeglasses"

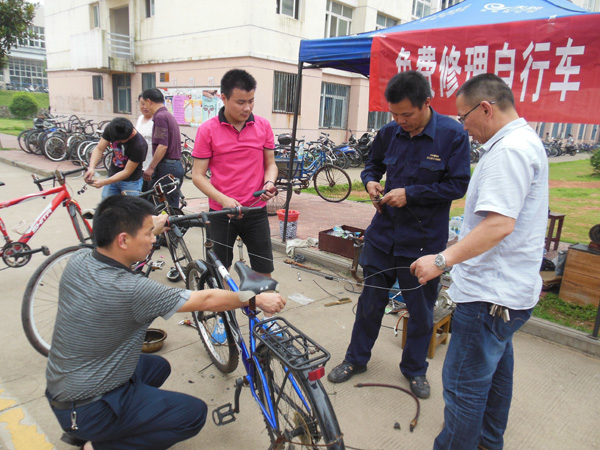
(458, 101), (495, 124)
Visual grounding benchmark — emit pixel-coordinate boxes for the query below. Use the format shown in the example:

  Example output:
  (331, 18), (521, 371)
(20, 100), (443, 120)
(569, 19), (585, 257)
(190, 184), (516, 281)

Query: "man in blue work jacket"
(328, 71), (470, 399)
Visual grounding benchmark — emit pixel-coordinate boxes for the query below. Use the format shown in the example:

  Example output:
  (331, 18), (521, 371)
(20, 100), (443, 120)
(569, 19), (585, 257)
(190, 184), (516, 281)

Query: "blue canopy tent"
(279, 0), (596, 239)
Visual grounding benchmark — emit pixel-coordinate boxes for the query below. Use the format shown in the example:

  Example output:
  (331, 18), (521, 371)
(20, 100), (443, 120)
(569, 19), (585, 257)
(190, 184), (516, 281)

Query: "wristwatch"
(434, 253), (450, 272)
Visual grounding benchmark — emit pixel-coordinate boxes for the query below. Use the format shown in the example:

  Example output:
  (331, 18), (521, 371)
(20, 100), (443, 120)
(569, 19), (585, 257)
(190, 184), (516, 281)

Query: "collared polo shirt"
(361, 108), (470, 258)
(192, 107), (275, 210)
(152, 106), (181, 160)
(449, 118), (549, 309)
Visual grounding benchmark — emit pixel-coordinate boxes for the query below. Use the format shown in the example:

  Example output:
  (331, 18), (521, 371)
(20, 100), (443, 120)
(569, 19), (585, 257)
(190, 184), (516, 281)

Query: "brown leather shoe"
(327, 360), (367, 383)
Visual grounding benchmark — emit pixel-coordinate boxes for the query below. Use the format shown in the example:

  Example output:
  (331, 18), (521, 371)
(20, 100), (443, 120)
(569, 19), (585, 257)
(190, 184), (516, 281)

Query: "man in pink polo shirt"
(191, 69), (278, 276)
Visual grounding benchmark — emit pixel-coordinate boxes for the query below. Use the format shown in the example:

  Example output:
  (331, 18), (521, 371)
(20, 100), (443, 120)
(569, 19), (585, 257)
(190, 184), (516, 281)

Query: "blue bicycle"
(171, 208), (345, 449)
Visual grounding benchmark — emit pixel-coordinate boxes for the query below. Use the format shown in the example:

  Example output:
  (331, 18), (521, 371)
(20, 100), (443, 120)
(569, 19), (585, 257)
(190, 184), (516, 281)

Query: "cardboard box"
(318, 225), (365, 259)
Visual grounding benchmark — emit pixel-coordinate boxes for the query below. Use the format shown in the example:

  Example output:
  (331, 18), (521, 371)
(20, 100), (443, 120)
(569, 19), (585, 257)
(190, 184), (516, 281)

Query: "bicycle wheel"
(43, 135), (68, 161)
(68, 204), (93, 244)
(313, 165), (351, 202)
(22, 245), (87, 357)
(186, 261), (239, 373)
(165, 225), (194, 282)
(17, 129), (31, 153)
(181, 149), (194, 179)
(266, 186), (288, 216)
(257, 345), (345, 449)
(103, 149), (114, 171)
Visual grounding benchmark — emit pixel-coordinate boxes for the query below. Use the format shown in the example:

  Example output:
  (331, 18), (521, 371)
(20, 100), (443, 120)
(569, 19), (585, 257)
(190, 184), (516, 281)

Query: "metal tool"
(324, 298), (352, 307)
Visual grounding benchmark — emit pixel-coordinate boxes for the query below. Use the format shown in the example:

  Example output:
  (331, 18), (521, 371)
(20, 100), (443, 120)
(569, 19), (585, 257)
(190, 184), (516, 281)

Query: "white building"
(44, 0), (451, 142)
(2, 4), (47, 92)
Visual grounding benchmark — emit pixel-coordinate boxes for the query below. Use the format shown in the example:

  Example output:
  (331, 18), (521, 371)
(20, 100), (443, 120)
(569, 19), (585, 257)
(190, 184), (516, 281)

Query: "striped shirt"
(46, 248), (188, 402)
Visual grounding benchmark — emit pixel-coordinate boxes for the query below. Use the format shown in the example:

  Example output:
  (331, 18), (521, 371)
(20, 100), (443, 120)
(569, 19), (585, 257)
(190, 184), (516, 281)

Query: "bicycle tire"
(25, 129), (43, 154)
(257, 345), (345, 449)
(266, 186), (288, 216)
(181, 149), (193, 179)
(22, 245), (88, 357)
(68, 203), (93, 244)
(17, 129), (31, 153)
(43, 135), (68, 162)
(313, 165), (351, 202)
(165, 225), (193, 282)
(186, 261), (239, 373)
(103, 149), (114, 171)
(346, 148), (362, 168)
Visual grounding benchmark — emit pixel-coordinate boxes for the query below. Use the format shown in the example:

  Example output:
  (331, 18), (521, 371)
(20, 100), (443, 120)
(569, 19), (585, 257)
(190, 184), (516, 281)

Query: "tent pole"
(281, 60), (304, 242)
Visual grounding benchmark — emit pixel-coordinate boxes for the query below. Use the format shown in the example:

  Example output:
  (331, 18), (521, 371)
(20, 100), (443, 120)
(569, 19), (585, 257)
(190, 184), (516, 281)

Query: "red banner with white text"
(369, 14), (600, 124)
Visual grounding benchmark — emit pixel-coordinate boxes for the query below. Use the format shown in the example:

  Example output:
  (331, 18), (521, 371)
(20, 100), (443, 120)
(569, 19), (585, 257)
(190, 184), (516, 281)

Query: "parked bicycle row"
(274, 130), (373, 170)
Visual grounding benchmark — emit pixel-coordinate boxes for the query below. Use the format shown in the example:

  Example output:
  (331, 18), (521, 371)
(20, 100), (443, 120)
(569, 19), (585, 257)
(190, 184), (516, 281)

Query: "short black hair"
(221, 69), (257, 99)
(93, 196), (156, 248)
(105, 117), (133, 142)
(141, 88), (165, 104)
(384, 71), (431, 108)
(456, 73), (515, 111)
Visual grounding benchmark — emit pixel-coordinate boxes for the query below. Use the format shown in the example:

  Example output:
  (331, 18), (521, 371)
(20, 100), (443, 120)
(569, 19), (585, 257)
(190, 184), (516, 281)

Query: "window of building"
(91, 4), (100, 28)
(578, 124), (585, 140)
(324, 1), (352, 38)
(19, 26), (45, 48)
(591, 124), (598, 141)
(440, 0), (463, 10)
(112, 74), (131, 114)
(375, 13), (397, 30)
(145, 0), (155, 18)
(8, 58), (47, 90)
(273, 71), (298, 114)
(277, 0), (299, 19)
(319, 82), (349, 129)
(142, 73), (156, 91)
(92, 75), (103, 100)
(367, 111), (391, 130)
(412, 0), (432, 19)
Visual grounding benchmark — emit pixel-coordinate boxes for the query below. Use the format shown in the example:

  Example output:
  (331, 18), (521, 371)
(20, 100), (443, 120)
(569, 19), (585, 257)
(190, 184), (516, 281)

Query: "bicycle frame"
(0, 180), (90, 251)
(194, 248), (317, 431)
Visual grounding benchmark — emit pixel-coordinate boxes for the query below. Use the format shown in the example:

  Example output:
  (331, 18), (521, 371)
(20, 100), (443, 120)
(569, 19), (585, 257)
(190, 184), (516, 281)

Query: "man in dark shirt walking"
(141, 88), (183, 208)
(327, 71), (470, 399)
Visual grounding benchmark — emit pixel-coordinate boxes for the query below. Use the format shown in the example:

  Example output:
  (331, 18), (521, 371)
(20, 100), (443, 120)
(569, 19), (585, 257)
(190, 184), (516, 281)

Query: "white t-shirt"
(449, 118), (549, 310)
(135, 115), (154, 170)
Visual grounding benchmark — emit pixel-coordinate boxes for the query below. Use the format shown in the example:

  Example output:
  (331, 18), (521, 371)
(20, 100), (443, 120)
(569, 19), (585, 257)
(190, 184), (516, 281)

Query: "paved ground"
(0, 138), (599, 449)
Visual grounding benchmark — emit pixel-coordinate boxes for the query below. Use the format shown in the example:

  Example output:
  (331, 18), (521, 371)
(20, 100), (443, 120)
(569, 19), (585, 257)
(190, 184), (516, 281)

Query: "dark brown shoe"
(405, 375), (430, 399)
(327, 360), (367, 383)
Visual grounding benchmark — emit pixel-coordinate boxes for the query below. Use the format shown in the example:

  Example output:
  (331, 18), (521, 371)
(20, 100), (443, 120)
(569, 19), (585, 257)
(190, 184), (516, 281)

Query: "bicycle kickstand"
(212, 377), (245, 426)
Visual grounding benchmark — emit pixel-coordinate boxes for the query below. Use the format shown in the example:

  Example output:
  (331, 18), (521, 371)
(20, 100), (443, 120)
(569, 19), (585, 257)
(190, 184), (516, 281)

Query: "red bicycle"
(0, 167), (92, 268)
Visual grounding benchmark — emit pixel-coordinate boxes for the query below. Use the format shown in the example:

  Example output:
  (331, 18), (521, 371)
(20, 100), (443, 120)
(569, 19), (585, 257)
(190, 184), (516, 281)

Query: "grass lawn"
(0, 117), (34, 136)
(0, 91), (49, 109)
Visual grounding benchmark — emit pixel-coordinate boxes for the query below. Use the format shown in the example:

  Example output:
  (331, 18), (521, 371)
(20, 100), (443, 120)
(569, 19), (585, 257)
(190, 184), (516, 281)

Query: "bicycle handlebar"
(166, 207), (262, 227)
(33, 167), (86, 189)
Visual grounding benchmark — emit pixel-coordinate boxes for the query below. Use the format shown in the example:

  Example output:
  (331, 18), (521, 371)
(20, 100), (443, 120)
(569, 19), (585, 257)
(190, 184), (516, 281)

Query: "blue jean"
(101, 178), (143, 199)
(49, 354), (207, 450)
(434, 302), (532, 450)
(345, 242), (439, 377)
(152, 159), (184, 208)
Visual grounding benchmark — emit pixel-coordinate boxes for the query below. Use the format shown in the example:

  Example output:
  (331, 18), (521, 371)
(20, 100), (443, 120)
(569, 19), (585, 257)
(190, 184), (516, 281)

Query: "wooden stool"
(546, 212), (566, 252)
(401, 306), (453, 359)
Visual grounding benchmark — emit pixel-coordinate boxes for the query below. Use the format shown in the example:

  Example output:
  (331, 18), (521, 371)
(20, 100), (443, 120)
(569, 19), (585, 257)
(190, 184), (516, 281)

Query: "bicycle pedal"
(41, 246), (51, 256)
(212, 403), (236, 426)
(149, 260), (166, 270)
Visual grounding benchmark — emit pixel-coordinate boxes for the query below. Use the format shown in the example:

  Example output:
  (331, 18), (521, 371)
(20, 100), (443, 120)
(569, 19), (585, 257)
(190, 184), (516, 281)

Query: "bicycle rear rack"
(252, 317), (330, 372)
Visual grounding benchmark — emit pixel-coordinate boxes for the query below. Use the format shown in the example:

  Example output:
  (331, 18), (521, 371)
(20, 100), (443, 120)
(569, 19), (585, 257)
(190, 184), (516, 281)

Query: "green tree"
(0, 0), (36, 69)
(9, 93), (38, 119)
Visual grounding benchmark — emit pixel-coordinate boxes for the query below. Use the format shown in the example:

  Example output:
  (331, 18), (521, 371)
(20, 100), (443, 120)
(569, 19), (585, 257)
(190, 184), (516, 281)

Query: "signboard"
(158, 87), (223, 127)
(369, 14), (600, 124)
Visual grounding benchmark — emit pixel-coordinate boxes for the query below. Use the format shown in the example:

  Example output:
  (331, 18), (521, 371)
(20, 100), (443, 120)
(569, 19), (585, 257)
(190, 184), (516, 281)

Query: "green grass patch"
(534, 292), (597, 333)
(0, 118), (34, 136)
(548, 159), (598, 182)
(0, 91), (49, 109)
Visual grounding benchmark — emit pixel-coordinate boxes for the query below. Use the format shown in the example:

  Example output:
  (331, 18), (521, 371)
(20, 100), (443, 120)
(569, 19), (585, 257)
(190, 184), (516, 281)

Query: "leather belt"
(48, 393), (103, 410)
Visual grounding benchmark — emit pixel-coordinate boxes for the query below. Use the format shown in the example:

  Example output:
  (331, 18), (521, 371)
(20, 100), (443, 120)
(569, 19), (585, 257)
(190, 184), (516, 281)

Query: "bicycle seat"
(234, 261), (279, 294)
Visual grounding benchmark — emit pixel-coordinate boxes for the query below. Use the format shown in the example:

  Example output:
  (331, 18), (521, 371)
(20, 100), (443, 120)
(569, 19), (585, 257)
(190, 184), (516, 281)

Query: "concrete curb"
(0, 153), (53, 177)
(274, 240), (600, 359)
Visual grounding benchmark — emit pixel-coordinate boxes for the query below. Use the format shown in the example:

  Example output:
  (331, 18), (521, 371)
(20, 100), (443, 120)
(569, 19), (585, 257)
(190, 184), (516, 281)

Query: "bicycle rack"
(252, 317), (330, 372)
